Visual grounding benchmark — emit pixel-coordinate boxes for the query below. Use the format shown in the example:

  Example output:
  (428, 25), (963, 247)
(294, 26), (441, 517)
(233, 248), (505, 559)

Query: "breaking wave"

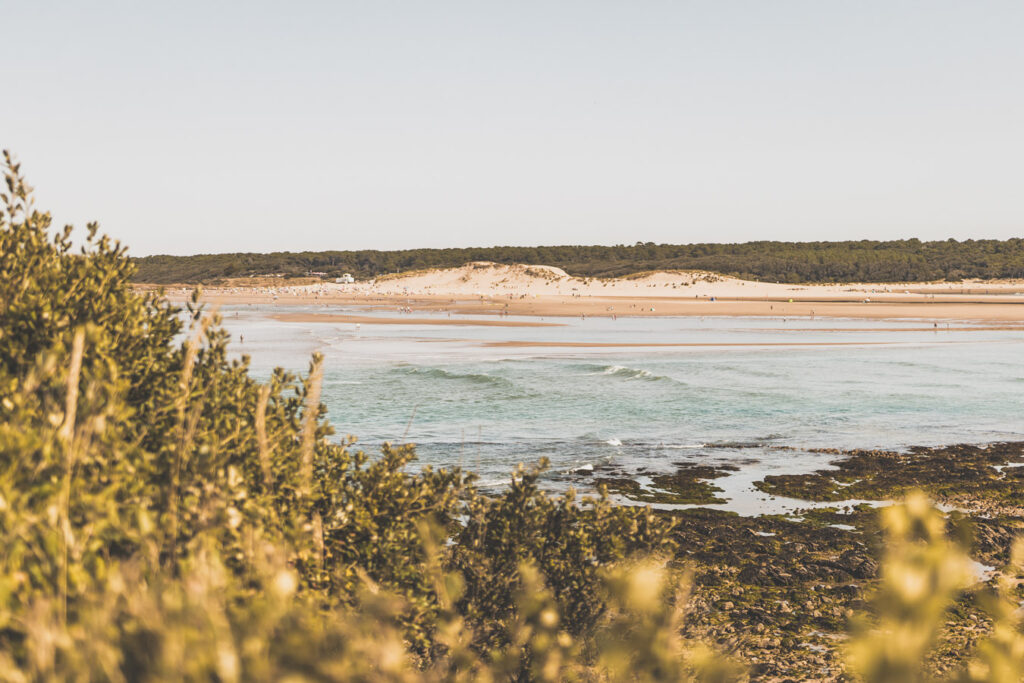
(582, 364), (676, 383)
(397, 366), (514, 388)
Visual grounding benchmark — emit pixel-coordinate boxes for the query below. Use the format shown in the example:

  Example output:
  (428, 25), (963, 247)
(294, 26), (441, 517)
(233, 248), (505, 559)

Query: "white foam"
(600, 365), (655, 379)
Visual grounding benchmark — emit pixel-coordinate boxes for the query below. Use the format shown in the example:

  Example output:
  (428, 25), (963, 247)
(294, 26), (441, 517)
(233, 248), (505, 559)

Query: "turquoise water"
(220, 306), (1024, 512)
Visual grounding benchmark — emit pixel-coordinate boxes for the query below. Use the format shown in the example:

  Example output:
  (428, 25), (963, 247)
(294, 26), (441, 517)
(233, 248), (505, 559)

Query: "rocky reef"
(583, 441), (1024, 681)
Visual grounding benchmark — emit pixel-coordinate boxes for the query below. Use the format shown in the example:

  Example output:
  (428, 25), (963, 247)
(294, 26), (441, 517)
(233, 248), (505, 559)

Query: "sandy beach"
(147, 262), (1024, 324)
(270, 312), (563, 327)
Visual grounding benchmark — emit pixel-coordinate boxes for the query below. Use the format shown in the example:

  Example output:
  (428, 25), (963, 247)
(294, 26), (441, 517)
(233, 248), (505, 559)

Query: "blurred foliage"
(847, 493), (1024, 683)
(0, 151), (698, 679)
(2, 151), (1022, 681)
(132, 239), (1024, 285)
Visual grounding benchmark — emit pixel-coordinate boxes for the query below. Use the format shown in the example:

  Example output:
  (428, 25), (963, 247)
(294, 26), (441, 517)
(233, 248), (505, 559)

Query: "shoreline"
(142, 265), (1024, 323)
(269, 312), (564, 327)
(157, 290), (1024, 324)
(479, 339), (980, 348)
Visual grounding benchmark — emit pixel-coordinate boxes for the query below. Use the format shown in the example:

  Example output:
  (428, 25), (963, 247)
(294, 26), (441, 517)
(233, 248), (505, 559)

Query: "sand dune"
(362, 262), (1024, 301)
(153, 262), (1024, 322)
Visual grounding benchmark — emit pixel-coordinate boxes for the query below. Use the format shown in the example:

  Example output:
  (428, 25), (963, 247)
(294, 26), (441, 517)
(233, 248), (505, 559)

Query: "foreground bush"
(847, 493), (1024, 683)
(0, 154), (701, 678)
(1, 152), (1021, 681)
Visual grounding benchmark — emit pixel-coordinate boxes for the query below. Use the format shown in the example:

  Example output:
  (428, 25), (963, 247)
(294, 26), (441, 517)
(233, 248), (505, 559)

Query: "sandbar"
(483, 340), (917, 349)
(270, 313), (563, 327)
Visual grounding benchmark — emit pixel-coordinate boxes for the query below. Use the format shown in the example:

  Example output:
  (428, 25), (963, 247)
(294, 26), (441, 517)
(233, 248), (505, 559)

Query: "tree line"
(132, 237), (1024, 284)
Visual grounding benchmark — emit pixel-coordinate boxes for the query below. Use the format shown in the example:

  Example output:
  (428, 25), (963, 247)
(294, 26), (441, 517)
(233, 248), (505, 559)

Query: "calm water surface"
(218, 305), (1024, 514)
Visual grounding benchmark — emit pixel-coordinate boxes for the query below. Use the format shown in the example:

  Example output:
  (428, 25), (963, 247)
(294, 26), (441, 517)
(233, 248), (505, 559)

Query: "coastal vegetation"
(132, 238), (1024, 285)
(3, 151), (1023, 680)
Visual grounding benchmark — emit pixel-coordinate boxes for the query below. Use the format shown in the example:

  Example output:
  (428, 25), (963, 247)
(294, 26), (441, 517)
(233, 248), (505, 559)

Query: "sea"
(217, 304), (1024, 515)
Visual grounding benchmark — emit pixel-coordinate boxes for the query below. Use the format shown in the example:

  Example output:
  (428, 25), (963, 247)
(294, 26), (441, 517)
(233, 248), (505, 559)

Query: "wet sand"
(270, 313), (563, 327)
(184, 292), (1024, 324)
(484, 340), (913, 349)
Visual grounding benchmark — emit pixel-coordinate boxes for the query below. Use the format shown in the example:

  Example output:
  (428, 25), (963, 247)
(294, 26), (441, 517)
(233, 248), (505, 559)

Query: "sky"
(3, 1), (1023, 256)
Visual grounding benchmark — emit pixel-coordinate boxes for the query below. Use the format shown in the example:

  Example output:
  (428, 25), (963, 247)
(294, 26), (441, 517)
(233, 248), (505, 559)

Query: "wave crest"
(399, 366), (512, 388)
(583, 364), (675, 382)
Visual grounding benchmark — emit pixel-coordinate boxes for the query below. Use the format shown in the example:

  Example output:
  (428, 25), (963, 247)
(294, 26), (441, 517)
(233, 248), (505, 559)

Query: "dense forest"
(132, 238), (1024, 284)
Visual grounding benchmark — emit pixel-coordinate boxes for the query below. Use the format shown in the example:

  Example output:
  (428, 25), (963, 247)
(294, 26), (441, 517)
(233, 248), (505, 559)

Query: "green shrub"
(451, 462), (675, 651)
(2, 151), (1021, 681)
(0, 151), (682, 679)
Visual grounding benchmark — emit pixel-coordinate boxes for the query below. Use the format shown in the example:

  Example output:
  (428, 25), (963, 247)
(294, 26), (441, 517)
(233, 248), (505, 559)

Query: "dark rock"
(838, 550), (878, 579)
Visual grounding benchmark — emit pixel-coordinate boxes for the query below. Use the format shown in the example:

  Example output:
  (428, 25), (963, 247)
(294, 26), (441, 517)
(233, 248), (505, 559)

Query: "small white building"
(335, 273), (355, 284)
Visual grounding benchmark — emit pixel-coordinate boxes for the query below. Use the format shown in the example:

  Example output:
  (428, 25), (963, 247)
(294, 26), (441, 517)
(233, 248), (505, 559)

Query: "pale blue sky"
(4, 1), (1022, 255)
